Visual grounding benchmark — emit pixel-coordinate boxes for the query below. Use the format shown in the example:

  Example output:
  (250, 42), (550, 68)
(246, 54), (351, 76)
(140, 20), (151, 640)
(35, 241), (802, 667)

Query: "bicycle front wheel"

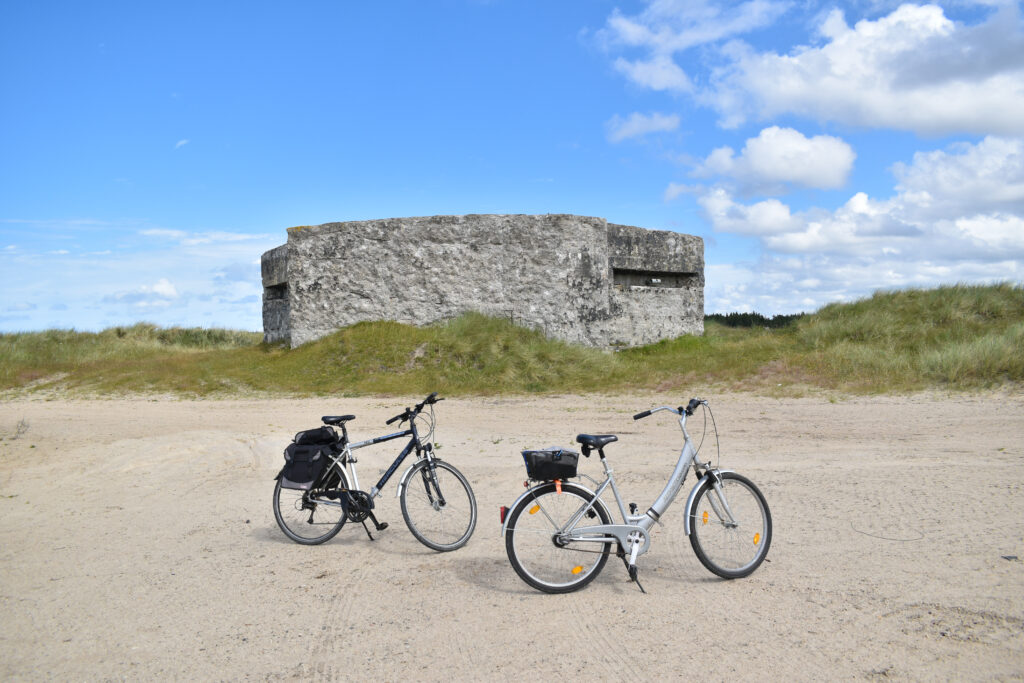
(400, 460), (477, 551)
(273, 465), (349, 545)
(505, 482), (613, 593)
(688, 472), (772, 579)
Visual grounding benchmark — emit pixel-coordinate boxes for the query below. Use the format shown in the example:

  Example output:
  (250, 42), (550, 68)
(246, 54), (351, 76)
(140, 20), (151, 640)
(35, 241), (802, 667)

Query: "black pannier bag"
(293, 426), (338, 446)
(279, 444), (331, 490)
(521, 447), (579, 481)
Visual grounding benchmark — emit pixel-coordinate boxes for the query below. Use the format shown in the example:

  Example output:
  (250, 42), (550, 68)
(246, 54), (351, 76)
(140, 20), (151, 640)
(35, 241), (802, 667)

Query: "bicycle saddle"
(575, 434), (618, 449)
(322, 415), (356, 425)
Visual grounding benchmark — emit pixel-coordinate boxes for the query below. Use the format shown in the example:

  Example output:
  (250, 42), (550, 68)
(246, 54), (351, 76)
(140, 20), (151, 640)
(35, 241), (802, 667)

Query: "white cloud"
(705, 250), (1021, 314)
(704, 4), (1024, 134)
(150, 278), (178, 298)
(664, 181), (692, 201)
(603, 1), (790, 95)
(1, 219), (282, 332)
(607, 112), (681, 142)
(141, 228), (188, 240)
(699, 187), (802, 235)
(701, 136), (1024, 274)
(175, 139), (189, 149)
(695, 126), (855, 190)
(613, 55), (693, 92)
(892, 136), (1024, 217)
(104, 278), (180, 305)
(700, 135), (1024, 312)
(602, 0), (791, 54)
(140, 228), (273, 246)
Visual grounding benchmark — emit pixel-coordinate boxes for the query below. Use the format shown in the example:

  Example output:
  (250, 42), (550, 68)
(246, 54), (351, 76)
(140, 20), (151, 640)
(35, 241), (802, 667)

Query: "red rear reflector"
(500, 506), (508, 523)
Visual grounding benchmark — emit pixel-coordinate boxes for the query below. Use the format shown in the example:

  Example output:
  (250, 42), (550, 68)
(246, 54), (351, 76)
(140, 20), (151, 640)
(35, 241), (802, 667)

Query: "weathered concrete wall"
(261, 214), (703, 348)
(260, 244), (290, 344)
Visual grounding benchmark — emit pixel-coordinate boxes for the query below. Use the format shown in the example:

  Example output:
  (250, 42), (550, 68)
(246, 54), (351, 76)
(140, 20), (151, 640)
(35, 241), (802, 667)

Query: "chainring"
(345, 490), (374, 523)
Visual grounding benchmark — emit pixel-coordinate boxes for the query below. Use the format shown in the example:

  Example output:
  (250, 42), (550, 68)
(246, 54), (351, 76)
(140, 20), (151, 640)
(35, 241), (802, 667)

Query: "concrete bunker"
(261, 214), (704, 348)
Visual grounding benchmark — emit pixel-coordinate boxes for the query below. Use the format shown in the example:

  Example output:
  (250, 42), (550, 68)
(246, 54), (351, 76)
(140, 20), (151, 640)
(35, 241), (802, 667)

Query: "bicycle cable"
(416, 402), (437, 445)
(692, 402), (722, 469)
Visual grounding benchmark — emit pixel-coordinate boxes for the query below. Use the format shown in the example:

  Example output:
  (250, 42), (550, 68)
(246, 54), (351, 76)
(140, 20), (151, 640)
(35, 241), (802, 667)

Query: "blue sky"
(2, 0), (1023, 332)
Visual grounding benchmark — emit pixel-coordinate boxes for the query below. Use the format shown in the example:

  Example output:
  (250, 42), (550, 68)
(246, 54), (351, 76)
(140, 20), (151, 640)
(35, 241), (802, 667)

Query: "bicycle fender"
(500, 481), (600, 538)
(394, 461), (420, 499)
(395, 457), (442, 498)
(682, 469), (735, 536)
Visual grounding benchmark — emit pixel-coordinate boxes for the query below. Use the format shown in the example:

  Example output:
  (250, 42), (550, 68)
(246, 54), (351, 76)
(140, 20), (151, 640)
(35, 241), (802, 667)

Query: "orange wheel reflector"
(555, 479), (562, 494)
(571, 566), (584, 575)
(702, 510), (709, 525)
(529, 505), (540, 515)
(753, 533), (761, 545)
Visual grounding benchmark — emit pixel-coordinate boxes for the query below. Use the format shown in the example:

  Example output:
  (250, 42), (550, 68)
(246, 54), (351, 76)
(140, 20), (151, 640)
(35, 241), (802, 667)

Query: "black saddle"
(576, 434), (618, 450)
(322, 415), (356, 425)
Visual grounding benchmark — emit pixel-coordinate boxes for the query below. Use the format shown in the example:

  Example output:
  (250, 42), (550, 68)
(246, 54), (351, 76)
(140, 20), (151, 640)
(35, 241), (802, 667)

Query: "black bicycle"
(273, 393), (477, 550)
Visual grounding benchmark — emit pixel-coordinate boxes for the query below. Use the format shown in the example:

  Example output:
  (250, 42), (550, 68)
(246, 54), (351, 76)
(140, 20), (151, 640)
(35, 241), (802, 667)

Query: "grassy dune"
(2, 283), (1022, 397)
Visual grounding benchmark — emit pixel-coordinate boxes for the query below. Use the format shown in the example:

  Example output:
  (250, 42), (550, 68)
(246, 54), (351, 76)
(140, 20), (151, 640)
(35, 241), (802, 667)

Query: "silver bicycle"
(501, 398), (772, 593)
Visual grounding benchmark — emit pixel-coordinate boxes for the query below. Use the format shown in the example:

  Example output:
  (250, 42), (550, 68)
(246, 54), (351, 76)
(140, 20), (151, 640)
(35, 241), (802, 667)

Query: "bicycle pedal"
(376, 521), (389, 531)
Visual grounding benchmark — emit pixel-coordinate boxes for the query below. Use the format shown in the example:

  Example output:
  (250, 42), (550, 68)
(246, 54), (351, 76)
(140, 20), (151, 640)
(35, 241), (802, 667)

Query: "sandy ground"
(1, 392), (1023, 681)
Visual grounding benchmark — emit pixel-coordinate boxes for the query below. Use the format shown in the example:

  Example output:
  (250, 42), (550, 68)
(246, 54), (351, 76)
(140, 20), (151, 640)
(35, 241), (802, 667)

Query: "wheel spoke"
(401, 461), (477, 551)
(689, 473), (771, 578)
(273, 468), (349, 545)
(505, 485), (612, 593)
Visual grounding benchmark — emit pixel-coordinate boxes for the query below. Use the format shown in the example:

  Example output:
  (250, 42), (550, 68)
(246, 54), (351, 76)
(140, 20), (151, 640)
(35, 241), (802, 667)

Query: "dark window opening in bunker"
(612, 268), (696, 289)
(264, 283), (288, 300)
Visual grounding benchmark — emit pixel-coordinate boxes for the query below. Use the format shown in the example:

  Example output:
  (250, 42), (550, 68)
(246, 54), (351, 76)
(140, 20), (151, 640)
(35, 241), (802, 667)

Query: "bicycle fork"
(418, 459), (447, 510)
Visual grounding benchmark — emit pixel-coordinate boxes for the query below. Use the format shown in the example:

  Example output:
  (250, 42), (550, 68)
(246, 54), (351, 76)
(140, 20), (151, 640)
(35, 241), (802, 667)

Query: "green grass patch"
(2, 283), (1022, 397)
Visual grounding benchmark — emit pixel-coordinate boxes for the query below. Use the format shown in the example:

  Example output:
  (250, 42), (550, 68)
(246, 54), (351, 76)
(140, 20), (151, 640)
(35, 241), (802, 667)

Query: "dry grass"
(2, 283), (1021, 397)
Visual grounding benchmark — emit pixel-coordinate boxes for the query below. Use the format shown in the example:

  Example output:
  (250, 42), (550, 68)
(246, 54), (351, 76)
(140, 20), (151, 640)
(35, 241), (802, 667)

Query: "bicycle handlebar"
(633, 398), (705, 420)
(385, 393), (443, 425)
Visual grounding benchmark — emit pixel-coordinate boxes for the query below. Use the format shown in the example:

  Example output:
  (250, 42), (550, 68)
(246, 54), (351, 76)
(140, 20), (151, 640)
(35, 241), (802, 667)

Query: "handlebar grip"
(386, 414), (402, 425)
(685, 398), (702, 415)
(633, 410), (651, 421)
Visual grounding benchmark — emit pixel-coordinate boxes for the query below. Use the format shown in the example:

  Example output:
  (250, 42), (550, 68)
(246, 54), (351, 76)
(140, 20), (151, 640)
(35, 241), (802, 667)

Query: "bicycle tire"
(273, 465), (349, 545)
(505, 482), (613, 593)
(688, 472), (772, 579)
(400, 459), (477, 551)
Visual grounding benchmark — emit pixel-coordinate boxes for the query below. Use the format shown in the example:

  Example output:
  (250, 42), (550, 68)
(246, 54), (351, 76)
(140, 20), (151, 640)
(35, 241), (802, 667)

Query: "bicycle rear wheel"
(505, 482), (612, 593)
(273, 465), (349, 545)
(688, 472), (771, 578)
(400, 459), (477, 551)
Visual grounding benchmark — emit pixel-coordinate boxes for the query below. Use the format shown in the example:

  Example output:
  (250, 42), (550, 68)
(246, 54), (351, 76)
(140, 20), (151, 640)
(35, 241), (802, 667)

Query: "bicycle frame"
(501, 406), (735, 556)
(325, 414), (441, 502)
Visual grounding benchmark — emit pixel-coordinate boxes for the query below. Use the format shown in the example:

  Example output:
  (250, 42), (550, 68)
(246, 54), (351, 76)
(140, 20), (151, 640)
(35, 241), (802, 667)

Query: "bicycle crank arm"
(568, 524), (650, 555)
(628, 535), (642, 566)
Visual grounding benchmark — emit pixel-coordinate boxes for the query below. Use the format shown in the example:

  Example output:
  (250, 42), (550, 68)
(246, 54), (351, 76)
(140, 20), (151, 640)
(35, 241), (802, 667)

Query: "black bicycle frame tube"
(356, 413), (428, 493)
(373, 437), (418, 493)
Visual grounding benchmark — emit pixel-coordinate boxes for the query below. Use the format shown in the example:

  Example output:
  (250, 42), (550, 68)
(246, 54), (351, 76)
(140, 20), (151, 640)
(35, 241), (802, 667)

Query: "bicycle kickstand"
(623, 534), (647, 593)
(627, 564), (647, 594)
(360, 512), (390, 540)
(619, 553), (648, 593)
